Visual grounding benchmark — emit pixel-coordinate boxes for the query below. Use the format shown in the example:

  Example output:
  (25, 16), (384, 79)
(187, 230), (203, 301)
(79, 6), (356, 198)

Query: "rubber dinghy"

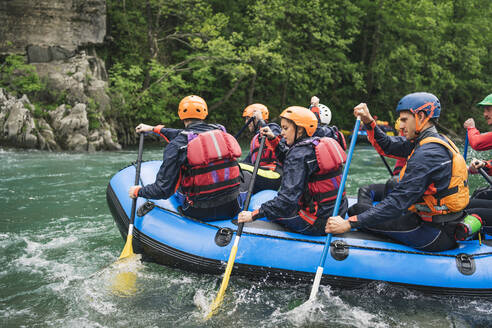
(107, 160), (492, 297)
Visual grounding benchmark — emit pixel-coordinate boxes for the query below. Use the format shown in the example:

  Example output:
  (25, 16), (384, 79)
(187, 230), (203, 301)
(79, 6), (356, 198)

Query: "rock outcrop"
(33, 50), (111, 112)
(0, 0), (106, 54)
(0, 91), (39, 149)
(0, 88), (121, 151)
(0, 0), (123, 151)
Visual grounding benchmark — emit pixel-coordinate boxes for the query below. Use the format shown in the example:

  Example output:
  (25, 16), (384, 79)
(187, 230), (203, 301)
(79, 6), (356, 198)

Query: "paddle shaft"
(206, 136), (266, 318)
(118, 133), (145, 259)
(234, 116), (255, 139)
(464, 133), (469, 161)
(380, 154), (394, 176)
(238, 136), (266, 235)
(478, 167), (492, 187)
(130, 133), (145, 226)
(309, 117), (361, 300)
(465, 133), (491, 187)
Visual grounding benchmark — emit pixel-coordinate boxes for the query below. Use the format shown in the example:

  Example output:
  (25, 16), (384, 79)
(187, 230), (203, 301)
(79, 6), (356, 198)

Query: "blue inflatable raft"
(107, 161), (492, 297)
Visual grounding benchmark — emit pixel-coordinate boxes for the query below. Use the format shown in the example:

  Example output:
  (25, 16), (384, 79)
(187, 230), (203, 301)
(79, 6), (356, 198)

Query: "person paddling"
(326, 92), (478, 251)
(464, 93), (492, 200)
(129, 95), (243, 221)
(309, 96), (346, 150)
(238, 106), (348, 235)
(240, 103), (283, 193)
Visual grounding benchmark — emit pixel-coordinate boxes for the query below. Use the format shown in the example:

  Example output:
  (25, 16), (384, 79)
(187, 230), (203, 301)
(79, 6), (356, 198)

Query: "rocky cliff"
(0, 0), (121, 151)
(0, 0), (106, 55)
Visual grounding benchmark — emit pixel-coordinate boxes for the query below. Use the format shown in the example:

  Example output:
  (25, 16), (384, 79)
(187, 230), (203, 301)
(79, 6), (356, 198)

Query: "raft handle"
(215, 228), (234, 247)
(137, 201), (155, 217)
(330, 240), (349, 261)
(456, 253), (476, 276)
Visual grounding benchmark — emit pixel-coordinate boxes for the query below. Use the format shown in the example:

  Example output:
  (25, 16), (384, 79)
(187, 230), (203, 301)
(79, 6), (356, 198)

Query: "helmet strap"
(413, 102), (435, 134)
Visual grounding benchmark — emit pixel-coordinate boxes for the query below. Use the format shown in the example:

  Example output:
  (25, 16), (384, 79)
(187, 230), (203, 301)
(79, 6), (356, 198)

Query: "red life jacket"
(250, 133), (280, 170)
(180, 129), (242, 207)
(296, 137), (347, 225)
(334, 128), (347, 151)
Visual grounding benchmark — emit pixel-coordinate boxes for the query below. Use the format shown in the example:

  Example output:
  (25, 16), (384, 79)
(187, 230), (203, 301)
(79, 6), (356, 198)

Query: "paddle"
(309, 116), (361, 301)
(234, 116), (255, 139)
(380, 154), (394, 176)
(478, 167), (492, 187)
(464, 133), (469, 161)
(206, 135), (267, 319)
(119, 133), (145, 260)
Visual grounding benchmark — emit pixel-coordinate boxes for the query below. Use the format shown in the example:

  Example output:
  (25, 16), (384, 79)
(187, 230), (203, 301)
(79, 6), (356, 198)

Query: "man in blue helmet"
(325, 92), (473, 251)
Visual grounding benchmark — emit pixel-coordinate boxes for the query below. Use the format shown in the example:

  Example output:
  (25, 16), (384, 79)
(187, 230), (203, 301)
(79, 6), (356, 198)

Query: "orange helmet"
(280, 106), (318, 136)
(242, 103), (269, 120)
(178, 95), (208, 120)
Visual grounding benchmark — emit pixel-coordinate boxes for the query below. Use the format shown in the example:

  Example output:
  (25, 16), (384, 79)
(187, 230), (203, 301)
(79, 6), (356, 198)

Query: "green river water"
(1, 144), (491, 328)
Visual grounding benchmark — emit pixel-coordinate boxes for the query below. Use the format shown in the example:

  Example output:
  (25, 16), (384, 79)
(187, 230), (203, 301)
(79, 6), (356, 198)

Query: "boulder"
(0, 90), (38, 148)
(36, 118), (59, 151)
(33, 51), (109, 107)
(66, 133), (88, 152)
(49, 103), (89, 141)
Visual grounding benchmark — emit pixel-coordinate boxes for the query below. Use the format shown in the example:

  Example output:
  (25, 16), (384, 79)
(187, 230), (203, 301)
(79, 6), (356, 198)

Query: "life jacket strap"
(308, 167), (343, 182)
(420, 210), (465, 223)
(312, 190), (341, 203)
(181, 176), (241, 194)
(186, 161), (238, 176)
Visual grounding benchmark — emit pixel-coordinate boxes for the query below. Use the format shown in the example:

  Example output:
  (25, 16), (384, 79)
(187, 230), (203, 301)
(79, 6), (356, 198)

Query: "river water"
(1, 144), (491, 328)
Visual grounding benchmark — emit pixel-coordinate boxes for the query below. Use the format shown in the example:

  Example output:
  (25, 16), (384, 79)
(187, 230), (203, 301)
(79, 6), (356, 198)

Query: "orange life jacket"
(297, 137), (347, 225)
(180, 129), (242, 207)
(399, 136), (469, 222)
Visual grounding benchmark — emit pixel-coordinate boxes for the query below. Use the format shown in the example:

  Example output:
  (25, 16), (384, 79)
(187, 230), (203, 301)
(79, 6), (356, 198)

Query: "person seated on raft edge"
(128, 95), (244, 221)
(463, 93), (492, 201)
(325, 92), (484, 252)
(309, 96), (347, 150)
(348, 115), (492, 234)
(240, 103), (283, 193)
(237, 106), (348, 236)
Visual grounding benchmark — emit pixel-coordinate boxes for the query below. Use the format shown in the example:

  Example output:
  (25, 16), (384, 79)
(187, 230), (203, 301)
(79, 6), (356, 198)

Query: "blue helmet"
(395, 92), (441, 118)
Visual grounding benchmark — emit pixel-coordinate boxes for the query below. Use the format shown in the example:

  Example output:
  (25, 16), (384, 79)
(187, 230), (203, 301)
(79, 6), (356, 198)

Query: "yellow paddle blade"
(111, 254), (142, 296)
(112, 271), (138, 296)
(238, 163), (280, 179)
(205, 244), (238, 319)
(119, 234), (134, 260)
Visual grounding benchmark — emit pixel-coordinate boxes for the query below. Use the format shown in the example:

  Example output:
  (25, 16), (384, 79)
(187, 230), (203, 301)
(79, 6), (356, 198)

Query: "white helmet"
(318, 104), (332, 125)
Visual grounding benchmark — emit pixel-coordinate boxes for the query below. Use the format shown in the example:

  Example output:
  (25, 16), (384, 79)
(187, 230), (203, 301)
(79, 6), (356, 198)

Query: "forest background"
(3, 0), (492, 142)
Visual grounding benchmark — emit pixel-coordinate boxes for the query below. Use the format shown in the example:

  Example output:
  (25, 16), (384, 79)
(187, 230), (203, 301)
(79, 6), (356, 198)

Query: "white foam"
(268, 285), (389, 328)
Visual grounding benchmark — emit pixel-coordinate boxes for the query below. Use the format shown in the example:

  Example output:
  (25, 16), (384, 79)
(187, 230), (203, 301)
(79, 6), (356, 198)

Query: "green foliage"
(87, 98), (102, 130)
(0, 54), (44, 95)
(106, 0), (492, 136)
(26, 102), (44, 119)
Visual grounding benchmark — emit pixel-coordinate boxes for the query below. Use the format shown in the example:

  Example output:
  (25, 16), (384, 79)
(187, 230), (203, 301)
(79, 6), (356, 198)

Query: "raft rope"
(132, 162), (492, 260)
(150, 202), (492, 260)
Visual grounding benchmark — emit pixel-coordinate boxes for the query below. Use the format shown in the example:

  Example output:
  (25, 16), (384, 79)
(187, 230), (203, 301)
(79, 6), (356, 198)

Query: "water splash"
(110, 254), (143, 297)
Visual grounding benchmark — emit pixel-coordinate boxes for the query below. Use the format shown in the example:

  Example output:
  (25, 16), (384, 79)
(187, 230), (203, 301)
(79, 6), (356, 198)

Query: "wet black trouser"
(180, 198), (241, 221)
(467, 198), (492, 234)
(471, 186), (492, 200)
(362, 212), (459, 252)
(348, 183), (385, 216)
